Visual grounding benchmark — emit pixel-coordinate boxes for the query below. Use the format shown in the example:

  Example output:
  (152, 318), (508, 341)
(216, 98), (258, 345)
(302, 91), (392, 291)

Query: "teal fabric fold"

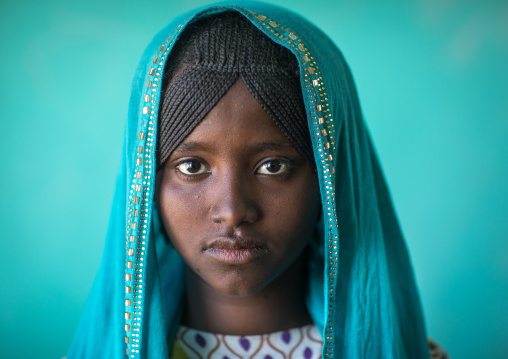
(68, 2), (428, 358)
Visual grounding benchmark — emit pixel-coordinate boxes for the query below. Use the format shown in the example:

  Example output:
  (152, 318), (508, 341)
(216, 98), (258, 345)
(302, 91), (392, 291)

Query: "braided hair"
(156, 12), (313, 168)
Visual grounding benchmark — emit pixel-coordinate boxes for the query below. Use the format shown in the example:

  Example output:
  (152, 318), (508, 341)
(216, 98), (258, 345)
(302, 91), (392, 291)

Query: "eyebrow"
(173, 141), (295, 154)
(173, 142), (212, 153)
(251, 142), (295, 152)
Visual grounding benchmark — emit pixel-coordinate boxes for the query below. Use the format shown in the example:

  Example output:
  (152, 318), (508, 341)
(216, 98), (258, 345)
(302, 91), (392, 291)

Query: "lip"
(203, 236), (269, 265)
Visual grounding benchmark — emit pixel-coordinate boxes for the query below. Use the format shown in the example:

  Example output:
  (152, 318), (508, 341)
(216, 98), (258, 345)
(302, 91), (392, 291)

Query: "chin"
(216, 287), (258, 297)
(207, 273), (270, 297)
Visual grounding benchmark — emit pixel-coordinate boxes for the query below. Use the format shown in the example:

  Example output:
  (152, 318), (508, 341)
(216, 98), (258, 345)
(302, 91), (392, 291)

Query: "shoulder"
(428, 338), (451, 359)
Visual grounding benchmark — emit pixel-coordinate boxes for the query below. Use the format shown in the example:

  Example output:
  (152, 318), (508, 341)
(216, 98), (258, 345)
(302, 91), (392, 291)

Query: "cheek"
(158, 180), (208, 248)
(266, 176), (321, 247)
(280, 176), (320, 220)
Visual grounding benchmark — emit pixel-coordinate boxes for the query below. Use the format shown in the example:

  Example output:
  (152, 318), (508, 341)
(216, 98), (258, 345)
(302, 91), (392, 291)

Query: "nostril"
(209, 196), (259, 226)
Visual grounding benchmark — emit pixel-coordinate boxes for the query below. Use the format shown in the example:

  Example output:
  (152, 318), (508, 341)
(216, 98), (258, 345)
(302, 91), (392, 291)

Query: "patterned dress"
(172, 325), (323, 359)
(170, 325), (450, 359)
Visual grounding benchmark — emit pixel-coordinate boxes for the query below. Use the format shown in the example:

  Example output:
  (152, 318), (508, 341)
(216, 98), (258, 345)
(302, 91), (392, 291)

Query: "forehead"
(179, 79), (295, 151)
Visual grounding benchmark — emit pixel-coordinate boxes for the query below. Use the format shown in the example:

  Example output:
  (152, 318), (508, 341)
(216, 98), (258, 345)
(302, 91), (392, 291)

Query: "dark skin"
(157, 79), (321, 335)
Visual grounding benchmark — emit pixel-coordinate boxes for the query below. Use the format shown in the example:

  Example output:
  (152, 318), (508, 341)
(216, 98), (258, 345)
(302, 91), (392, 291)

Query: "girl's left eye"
(256, 159), (291, 175)
(175, 160), (208, 176)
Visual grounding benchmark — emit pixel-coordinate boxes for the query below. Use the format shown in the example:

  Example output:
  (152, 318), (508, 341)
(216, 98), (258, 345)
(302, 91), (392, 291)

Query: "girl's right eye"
(175, 160), (208, 176)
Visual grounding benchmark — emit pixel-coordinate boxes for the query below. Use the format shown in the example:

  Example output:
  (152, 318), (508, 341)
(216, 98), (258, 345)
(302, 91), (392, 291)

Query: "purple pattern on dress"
(195, 333), (206, 347)
(282, 330), (291, 344)
(265, 355), (273, 359)
(304, 347), (312, 359)
(223, 356), (229, 359)
(239, 336), (250, 351)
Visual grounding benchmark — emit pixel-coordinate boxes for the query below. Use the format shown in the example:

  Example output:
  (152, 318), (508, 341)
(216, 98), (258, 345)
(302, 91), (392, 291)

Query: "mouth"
(203, 237), (269, 265)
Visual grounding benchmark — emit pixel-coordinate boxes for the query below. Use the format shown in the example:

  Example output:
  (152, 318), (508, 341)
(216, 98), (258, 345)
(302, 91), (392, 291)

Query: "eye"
(175, 159), (208, 176)
(256, 159), (291, 175)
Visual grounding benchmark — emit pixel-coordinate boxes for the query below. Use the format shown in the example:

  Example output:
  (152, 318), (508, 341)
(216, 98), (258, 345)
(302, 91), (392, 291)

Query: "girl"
(68, 2), (447, 358)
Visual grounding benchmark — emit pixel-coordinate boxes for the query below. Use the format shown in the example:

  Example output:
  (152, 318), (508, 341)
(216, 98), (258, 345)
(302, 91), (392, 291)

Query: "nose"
(209, 170), (260, 227)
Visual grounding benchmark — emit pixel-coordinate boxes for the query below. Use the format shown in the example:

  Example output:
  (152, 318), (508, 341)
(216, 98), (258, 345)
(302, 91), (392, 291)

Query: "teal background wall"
(1, 0), (507, 358)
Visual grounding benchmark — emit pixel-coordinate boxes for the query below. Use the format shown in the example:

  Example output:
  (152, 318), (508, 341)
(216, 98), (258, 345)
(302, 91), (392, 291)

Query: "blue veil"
(68, 2), (428, 358)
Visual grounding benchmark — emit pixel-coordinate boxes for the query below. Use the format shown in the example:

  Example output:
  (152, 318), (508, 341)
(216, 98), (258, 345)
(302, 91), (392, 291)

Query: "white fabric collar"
(177, 324), (323, 359)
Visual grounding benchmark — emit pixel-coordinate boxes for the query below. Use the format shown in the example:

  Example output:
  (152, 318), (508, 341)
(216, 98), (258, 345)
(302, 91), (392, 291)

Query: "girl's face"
(158, 79), (320, 297)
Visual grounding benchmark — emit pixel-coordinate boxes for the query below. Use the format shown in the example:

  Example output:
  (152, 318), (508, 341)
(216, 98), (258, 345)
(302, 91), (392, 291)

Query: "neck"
(182, 256), (311, 335)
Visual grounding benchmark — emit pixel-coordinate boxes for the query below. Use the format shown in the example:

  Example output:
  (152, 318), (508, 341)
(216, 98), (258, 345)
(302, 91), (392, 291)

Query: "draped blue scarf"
(68, 2), (428, 358)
